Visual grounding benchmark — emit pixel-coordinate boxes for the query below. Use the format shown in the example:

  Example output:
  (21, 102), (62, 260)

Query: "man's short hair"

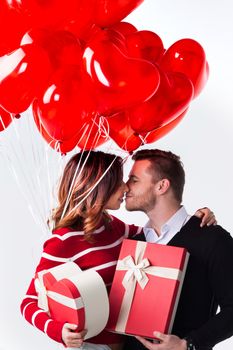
(132, 149), (185, 203)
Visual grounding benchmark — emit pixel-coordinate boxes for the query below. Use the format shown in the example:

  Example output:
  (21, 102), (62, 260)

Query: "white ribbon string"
(34, 278), (84, 313)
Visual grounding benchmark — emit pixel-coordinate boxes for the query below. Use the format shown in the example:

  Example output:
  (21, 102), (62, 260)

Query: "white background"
(0, 0), (233, 349)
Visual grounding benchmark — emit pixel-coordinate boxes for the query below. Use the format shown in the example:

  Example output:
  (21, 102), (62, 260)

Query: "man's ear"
(156, 179), (170, 194)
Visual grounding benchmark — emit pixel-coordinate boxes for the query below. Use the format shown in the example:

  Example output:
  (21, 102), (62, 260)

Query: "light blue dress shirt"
(143, 206), (191, 244)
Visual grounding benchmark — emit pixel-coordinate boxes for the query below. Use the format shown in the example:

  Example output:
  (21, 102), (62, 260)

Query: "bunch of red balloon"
(0, 0), (209, 153)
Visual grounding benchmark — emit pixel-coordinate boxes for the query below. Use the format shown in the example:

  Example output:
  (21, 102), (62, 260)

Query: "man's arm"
(184, 229), (233, 347)
(136, 228), (233, 350)
(136, 332), (187, 350)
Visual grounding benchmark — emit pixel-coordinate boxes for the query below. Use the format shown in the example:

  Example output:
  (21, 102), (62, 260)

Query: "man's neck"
(147, 200), (181, 236)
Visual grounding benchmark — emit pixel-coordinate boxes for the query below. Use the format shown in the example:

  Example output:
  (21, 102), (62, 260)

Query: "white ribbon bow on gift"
(34, 277), (84, 313)
(115, 241), (182, 333)
(118, 255), (151, 290)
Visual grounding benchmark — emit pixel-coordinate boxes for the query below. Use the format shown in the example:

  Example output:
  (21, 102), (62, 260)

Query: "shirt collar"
(144, 206), (191, 244)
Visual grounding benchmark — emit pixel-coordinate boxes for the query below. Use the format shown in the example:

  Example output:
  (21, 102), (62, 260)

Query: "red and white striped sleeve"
(110, 215), (143, 239)
(128, 223), (143, 238)
(20, 233), (71, 344)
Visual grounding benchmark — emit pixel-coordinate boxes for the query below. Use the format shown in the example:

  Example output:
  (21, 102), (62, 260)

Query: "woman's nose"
(123, 182), (129, 193)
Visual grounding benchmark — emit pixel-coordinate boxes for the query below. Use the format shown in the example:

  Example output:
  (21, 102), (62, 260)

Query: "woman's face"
(105, 181), (128, 210)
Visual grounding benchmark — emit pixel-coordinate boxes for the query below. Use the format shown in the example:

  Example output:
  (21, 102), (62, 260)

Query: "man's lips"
(119, 195), (130, 202)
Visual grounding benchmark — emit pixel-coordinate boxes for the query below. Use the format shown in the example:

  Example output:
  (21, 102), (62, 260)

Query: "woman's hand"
(194, 207), (217, 227)
(62, 323), (87, 348)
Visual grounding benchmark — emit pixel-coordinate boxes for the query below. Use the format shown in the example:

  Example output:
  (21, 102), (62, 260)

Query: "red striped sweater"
(20, 215), (142, 345)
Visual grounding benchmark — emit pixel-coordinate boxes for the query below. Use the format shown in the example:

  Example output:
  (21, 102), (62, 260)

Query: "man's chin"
(125, 204), (137, 212)
(125, 198), (138, 211)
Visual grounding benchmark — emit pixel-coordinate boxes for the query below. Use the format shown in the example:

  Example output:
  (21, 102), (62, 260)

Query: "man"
(124, 149), (233, 350)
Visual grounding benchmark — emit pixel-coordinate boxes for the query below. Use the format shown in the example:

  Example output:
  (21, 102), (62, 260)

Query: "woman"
(20, 150), (215, 350)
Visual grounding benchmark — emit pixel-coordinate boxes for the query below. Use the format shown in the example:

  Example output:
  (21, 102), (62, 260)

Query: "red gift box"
(106, 239), (189, 338)
(35, 262), (109, 339)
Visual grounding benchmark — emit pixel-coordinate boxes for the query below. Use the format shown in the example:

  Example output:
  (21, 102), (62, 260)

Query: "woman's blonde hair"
(51, 151), (123, 240)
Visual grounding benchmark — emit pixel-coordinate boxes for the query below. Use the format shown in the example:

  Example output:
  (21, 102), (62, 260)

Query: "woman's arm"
(194, 207), (216, 227)
(20, 233), (73, 344)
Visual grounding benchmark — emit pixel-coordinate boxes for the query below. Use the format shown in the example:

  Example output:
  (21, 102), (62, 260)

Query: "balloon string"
(80, 113), (99, 149)
(76, 123), (90, 146)
(60, 114), (111, 221)
(60, 119), (96, 220)
(34, 117), (62, 228)
(3, 118), (49, 236)
(6, 156), (48, 236)
(21, 112), (52, 235)
(2, 110), (68, 237)
(60, 152), (83, 220)
(138, 133), (147, 144)
(83, 118), (100, 149)
(30, 111), (60, 235)
(83, 115), (108, 150)
(64, 116), (127, 216)
(95, 115), (110, 140)
(45, 140), (57, 227)
(68, 155), (119, 215)
(27, 112), (48, 225)
(95, 115), (139, 155)
(8, 113), (20, 140)
(2, 113), (12, 130)
(0, 116), (6, 130)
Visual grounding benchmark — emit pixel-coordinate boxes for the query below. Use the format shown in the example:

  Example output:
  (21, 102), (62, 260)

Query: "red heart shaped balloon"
(60, 0), (97, 41)
(94, 0), (144, 27)
(76, 118), (108, 150)
(108, 113), (142, 152)
(110, 21), (137, 37)
(128, 68), (194, 133)
(34, 103), (107, 152)
(34, 65), (96, 142)
(0, 106), (13, 131)
(126, 30), (165, 63)
(84, 27), (129, 62)
(21, 29), (82, 70)
(33, 101), (79, 153)
(82, 29), (160, 115)
(143, 109), (188, 145)
(5, 0), (81, 28)
(0, 44), (52, 113)
(160, 38), (208, 98)
(0, 1), (30, 55)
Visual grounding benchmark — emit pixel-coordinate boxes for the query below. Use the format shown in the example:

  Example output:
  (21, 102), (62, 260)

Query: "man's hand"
(136, 331), (187, 350)
(194, 207), (217, 227)
(62, 323), (87, 348)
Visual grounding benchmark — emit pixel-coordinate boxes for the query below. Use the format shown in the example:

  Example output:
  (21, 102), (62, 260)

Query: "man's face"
(125, 159), (157, 213)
